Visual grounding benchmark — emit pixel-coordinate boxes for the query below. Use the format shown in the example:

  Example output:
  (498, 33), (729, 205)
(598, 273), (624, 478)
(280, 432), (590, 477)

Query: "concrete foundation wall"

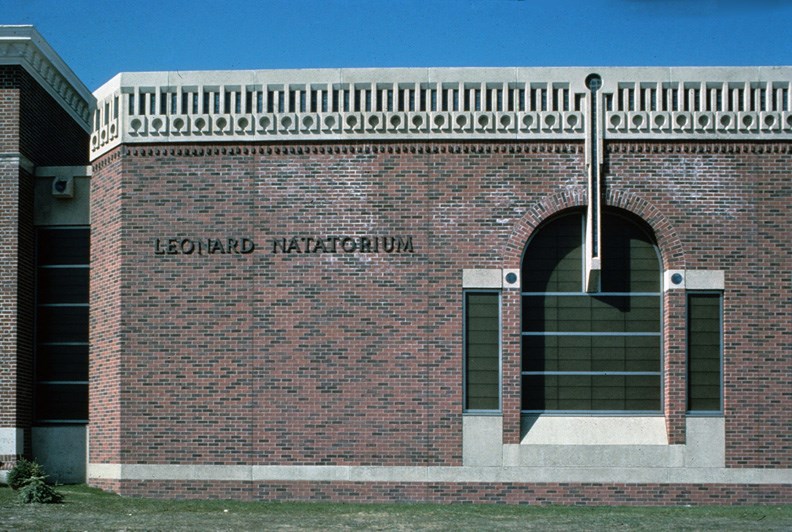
(31, 425), (86, 484)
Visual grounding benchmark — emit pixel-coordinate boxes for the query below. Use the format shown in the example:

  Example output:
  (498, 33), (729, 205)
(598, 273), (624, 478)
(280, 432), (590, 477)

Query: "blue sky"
(5, 0), (792, 90)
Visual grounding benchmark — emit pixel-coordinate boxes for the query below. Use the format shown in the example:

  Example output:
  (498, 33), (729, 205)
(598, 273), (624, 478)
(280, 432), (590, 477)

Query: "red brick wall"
(0, 158), (22, 433)
(88, 139), (791, 500)
(605, 143), (792, 467)
(0, 67), (21, 154)
(89, 150), (124, 464)
(89, 142), (585, 467)
(0, 65), (89, 462)
(0, 67), (23, 458)
(90, 479), (792, 505)
(0, 85), (33, 457)
(17, 67), (89, 166)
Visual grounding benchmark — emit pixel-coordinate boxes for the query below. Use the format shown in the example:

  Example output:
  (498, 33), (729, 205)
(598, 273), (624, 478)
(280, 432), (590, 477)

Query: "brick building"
(2, 26), (792, 504)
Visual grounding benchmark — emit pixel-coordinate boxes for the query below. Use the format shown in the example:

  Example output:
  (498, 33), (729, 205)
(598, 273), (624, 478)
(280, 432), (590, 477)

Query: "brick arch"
(604, 188), (687, 271)
(503, 187), (687, 271)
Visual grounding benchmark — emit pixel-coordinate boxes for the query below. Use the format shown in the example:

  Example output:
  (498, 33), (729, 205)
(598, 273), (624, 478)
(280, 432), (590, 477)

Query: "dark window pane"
(522, 214), (582, 292)
(522, 374), (660, 411)
(465, 293), (499, 410)
(37, 228), (90, 265)
(601, 215), (660, 292)
(523, 295), (659, 333)
(36, 344), (88, 381)
(35, 383), (88, 421)
(36, 306), (89, 343)
(35, 227), (90, 424)
(37, 267), (89, 304)
(524, 334), (661, 373)
(688, 294), (722, 411)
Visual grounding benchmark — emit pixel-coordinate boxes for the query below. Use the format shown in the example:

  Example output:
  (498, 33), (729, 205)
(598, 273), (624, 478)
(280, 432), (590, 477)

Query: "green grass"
(1, 484), (791, 531)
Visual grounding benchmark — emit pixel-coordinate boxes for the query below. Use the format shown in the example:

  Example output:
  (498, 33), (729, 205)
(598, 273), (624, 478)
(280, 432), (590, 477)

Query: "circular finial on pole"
(585, 73), (602, 92)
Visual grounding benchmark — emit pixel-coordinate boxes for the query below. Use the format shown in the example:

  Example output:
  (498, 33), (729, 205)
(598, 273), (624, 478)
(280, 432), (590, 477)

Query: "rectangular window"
(464, 291), (500, 411)
(35, 227), (90, 423)
(687, 293), (722, 412)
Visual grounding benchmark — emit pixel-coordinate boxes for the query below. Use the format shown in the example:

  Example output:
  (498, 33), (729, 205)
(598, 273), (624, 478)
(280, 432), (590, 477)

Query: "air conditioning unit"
(52, 176), (74, 198)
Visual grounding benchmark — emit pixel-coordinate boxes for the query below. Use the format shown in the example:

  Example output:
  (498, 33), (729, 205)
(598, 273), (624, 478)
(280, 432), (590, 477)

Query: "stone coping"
(0, 25), (93, 131)
(90, 66), (792, 160)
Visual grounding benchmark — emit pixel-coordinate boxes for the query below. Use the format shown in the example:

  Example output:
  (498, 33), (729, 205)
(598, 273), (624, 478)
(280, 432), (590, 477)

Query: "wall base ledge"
(88, 463), (792, 485)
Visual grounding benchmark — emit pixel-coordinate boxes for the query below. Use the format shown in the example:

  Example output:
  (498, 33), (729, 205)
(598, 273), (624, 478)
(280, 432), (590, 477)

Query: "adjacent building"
(2, 25), (791, 504)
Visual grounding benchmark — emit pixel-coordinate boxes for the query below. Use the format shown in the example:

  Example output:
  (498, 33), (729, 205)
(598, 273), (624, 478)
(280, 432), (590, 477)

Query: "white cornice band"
(90, 67), (792, 161)
(0, 26), (94, 132)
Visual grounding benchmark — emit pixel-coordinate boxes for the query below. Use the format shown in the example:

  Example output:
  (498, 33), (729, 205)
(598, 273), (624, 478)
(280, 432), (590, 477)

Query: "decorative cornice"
(95, 139), (792, 161)
(607, 142), (792, 154)
(0, 26), (94, 131)
(90, 67), (792, 161)
(109, 141), (583, 158)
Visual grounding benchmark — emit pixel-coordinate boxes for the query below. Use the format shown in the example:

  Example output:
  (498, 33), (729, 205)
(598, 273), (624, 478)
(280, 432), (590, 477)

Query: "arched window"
(521, 210), (661, 412)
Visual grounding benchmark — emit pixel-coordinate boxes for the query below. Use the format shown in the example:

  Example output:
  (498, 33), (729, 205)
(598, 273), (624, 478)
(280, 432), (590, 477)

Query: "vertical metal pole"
(585, 74), (603, 293)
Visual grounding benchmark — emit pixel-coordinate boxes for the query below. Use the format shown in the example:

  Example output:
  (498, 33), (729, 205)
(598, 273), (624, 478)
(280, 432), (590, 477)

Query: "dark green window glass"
(687, 294), (722, 412)
(521, 211), (661, 412)
(35, 227), (90, 423)
(522, 374), (661, 411)
(36, 228), (90, 265)
(601, 215), (660, 292)
(37, 267), (89, 304)
(521, 215), (582, 293)
(465, 292), (500, 410)
(34, 383), (88, 421)
(523, 335), (660, 373)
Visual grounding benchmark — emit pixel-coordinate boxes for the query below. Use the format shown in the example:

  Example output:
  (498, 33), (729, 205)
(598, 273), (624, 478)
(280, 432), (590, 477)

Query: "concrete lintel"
(665, 270), (725, 291)
(35, 165), (92, 178)
(462, 269), (502, 289)
(685, 270), (725, 290)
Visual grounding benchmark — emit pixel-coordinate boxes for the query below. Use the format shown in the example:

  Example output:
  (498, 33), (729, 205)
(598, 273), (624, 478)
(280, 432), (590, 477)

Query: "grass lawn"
(1, 484), (791, 531)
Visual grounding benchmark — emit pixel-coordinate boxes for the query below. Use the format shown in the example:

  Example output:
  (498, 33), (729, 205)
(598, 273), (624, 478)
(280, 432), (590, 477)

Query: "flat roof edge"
(0, 25), (94, 132)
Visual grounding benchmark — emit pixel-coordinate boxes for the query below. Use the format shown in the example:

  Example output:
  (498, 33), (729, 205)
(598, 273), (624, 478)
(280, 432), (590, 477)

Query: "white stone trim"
(685, 417), (725, 468)
(0, 26), (93, 131)
(0, 152), (35, 174)
(0, 428), (24, 455)
(463, 415), (503, 466)
(520, 415), (668, 445)
(462, 269), (502, 289)
(90, 67), (792, 160)
(685, 270), (725, 290)
(665, 270), (725, 291)
(87, 462), (792, 485)
(502, 269), (520, 289)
